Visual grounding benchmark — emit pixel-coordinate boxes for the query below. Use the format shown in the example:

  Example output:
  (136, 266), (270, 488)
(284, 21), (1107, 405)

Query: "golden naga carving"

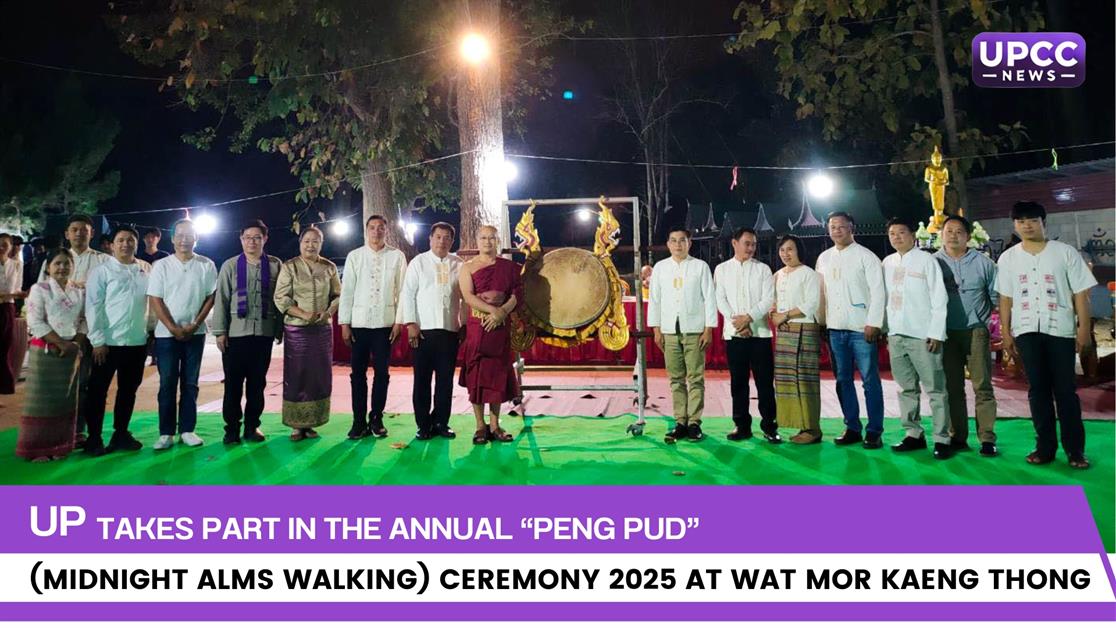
(924, 145), (951, 234)
(509, 197), (631, 352)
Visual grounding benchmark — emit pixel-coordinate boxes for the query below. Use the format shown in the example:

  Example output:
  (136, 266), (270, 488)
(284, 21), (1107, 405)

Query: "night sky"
(1, 0), (1112, 264)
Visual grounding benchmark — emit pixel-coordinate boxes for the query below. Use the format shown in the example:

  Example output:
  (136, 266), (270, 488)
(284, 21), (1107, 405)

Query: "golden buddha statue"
(924, 145), (950, 233)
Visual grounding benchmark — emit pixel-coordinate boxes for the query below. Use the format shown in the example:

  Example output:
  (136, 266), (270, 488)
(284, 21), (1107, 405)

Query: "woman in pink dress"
(459, 225), (521, 445)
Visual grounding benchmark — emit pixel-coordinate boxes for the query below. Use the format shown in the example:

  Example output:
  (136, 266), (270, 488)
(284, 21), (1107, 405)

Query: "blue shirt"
(934, 249), (998, 330)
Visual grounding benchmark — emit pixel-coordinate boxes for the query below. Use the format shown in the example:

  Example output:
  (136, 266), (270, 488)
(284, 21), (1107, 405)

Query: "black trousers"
(222, 336), (275, 436)
(726, 337), (777, 433)
(1016, 332), (1085, 458)
(412, 329), (460, 431)
(85, 345), (147, 441)
(350, 327), (392, 427)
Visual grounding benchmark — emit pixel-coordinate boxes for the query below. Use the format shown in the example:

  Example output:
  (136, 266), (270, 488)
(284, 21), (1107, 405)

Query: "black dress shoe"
(243, 429), (266, 443)
(667, 423), (688, 440)
(347, 423), (367, 440)
(83, 437), (106, 457)
(834, 430), (862, 446)
(434, 425), (457, 439)
(891, 436), (928, 452)
(365, 422), (388, 438)
(686, 423), (705, 441)
(933, 442), (952, 459)
(949, 438), (971, 451)
(415, 429), (433, 441)
(107, 432), (143, 452)
(762, 430), (783, 445)
(863, 434), (883, 449)
(222, 433), (242, 445)
(979, 442), (999, 457)
(726, 426), (753, 441)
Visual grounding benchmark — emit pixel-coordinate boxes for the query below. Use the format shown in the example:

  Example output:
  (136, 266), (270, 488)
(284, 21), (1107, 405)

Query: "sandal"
(1068, 456), (1091, 470)
(304, 429), (320, 439)
(1025, 450), (1054, 465)
(490, 427), (514, 442)
(290, 430), (306, 442)
(472, 428), (489, 445)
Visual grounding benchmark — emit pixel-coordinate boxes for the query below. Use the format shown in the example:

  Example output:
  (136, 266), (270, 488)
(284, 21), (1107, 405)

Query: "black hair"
(240, 219), (269, 237)
(1011, 201), (1047, 222)
(941, 214), (972, 234)
(885, 217), (916, 233)
(732, 226), (758, 240)
(666, 227), (691, 240)
(430, 221), (455, 239)
(44, 247), (73, 266)
(776, 234), (805, 262)
(142, 227), (161, 238)
(365, 214), (387, 227)
(109, 226), (140, 241)
(299, 225), (324, 240)
(66, 214), (95, 230)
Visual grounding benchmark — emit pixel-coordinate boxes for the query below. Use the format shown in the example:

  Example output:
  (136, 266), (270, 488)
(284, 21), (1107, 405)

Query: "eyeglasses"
(241, 235), (264, 242)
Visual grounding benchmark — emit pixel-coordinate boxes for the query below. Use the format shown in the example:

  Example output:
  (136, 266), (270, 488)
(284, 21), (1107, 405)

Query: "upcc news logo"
(972, 32), (1085, 88)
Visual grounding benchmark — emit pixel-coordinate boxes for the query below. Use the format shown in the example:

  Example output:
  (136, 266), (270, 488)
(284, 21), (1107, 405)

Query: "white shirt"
(26, 279), (86, 340)
(339, 245), (407, 329)
(882, 248), (949, 341)
(647, 256), (717, 334)
(774, 265), (822, 324)
(86, 257), (153, 347)
(0, 258), (20, 304)
(815, 241), (886, 332)
(146, 254), (218, 338)
(996, 240), (1098, 339)
(714, 257), (775, 339)
(39, 248), (107, 286)
(399, 251), (464, 332)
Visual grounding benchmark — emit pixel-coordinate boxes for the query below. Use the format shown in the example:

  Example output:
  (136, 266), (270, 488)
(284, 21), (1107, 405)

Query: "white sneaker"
(179, 432), (204, 447)
(153, 435), (174, 450)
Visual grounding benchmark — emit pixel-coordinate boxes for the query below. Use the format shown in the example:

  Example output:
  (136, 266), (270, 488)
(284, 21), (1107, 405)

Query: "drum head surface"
(523, 248), (610, 329)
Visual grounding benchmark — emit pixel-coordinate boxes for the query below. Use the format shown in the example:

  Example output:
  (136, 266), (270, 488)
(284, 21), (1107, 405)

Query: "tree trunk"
(928, 0), (969, 211)
(360, 160), (416, 258)
(457, 0), (508, 249)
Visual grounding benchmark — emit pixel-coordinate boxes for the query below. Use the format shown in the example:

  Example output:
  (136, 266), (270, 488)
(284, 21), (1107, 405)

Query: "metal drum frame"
(501, 196), (647, 426)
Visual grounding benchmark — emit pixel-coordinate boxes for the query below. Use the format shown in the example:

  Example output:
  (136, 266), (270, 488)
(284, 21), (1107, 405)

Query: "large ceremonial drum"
(523, 248), (611, 330)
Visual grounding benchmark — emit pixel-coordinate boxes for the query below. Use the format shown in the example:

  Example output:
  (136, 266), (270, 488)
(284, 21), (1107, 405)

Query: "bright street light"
(194, 213), (218, 235)
(806, 172), (835, 199)
(503, 160), (519, 183)
(330, 220), (351, 237)
(576, 208), (593, 223)
(460, 33), (491, 65)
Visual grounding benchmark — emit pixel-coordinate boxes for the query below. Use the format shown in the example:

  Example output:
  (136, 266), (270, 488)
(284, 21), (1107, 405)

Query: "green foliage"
(0, 78), (120, 230)
(726, 0), (1044, 178)
(111, 0), (571, 217)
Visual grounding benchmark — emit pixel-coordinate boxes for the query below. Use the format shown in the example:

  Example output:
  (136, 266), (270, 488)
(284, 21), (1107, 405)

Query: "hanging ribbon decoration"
(1051, 148), (1059, 171)
(729, 165), (739, 190)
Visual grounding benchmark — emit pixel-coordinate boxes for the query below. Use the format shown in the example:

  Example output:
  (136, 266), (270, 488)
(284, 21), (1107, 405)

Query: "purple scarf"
(236, 254), (270, 319)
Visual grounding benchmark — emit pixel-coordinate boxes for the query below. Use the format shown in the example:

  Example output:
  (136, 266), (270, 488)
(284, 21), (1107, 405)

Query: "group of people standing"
(11, 214), (522, 462)
(646, 200), (1096, 470)
(8, 199), (1098, 472)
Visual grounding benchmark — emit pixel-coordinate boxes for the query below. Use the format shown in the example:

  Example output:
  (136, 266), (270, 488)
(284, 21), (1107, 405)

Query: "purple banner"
(972, 32), (1086, 88)
(0, 484), (1106, 554)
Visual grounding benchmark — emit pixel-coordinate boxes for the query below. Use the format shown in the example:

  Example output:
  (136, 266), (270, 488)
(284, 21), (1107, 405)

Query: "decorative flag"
(1051, 148), (1059, 171)
(730, 165), (739, 191)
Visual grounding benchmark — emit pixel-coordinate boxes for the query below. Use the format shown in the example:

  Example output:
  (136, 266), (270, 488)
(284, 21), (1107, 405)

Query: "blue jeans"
(828, 329), (884, 436)
(155, 336), (205, 436)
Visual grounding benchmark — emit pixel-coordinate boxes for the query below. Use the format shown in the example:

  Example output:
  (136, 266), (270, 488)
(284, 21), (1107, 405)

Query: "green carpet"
(2, 413), (1112, 550)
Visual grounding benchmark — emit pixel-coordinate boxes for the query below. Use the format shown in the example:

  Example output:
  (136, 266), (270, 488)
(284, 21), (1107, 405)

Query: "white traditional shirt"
(996, 240), (1097, 339)
(714, 257), (775, 339)
(146, 254), (218, 338)
(338, 244), (407, 329)
(85, 257), (153, 347)
(38, 247), (107, 286)
(647, 256), (717, 334)
(882, 247), (949, 342)
(26, 279), (87, 340)
(815, 241), (886, 332)
(774, 265), (822, 324)
(0, 258), (20, 304)
(399, 251), (464, 332)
